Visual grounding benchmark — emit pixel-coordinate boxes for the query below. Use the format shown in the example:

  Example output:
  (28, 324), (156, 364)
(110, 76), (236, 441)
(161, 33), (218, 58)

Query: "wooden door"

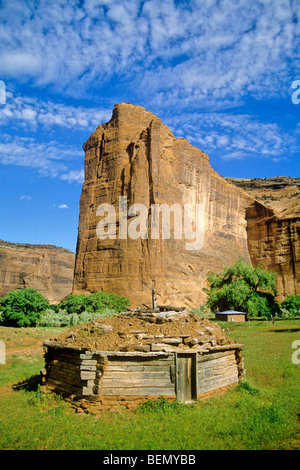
(176, 353), (197, 403)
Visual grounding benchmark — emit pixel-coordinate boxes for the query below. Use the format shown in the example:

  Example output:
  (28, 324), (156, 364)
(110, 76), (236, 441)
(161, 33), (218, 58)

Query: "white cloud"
(0, 0), (297, 106)
(0, 0), (298, 177)
(0, 91), (111, 129)
(166, 111), (298, 162)
(60, 169), (84, 184)
(0, 134), (84, 182)
(0, 52), (41, 77)
(20, 195), (32, 201)
(58, 204), (69, 209)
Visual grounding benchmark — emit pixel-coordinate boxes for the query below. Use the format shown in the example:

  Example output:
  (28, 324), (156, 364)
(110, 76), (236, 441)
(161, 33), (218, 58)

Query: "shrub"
(281, 295), (300, 316)
(38, 307), (117, 327)
(0, 288), (50, 327)
(57, 291), (130, 315)
(38, 309), (72, 327)
(190, 303), (214, 318)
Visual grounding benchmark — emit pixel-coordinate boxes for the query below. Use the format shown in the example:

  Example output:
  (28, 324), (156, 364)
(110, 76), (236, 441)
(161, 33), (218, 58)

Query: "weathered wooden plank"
(208, 344), (243, 351)
(106, 358), (174, 368)
(80, 365), (98, 371)
(100, 377), (172, 387)
(46, 352), (82, 365)
(198, 373), (239, 389)
(47, 373), (82, 387)
(46, 378), (83, 395)
(198, 376), (239, 394)
(48, 363), (81, 377)
(47, 375), (83, 389)
(198, 358), (237, 370)
(198, 357), (237, 370)
(198, 361), (236, 372)
(198, 356), (236, 367)
(107, 355), (173, 362)
(198, 360), (237, 373)
(47, 359), (100, 373)
(103, 364), (145, 372)
(197, 351), (236, 363)
(104, 362), (174, 372)
(81, 359), (98, 366)
(200, 363), (238, 375)
(198, 370), (239, 390)
(104, 351), (171, 357)
(198, 364), (238, 380)
(80, 371), (96, 380)
(102, 371), (171, 380)
(48, 367), (82, 386)
(98, 386), (175, 396)
(47, 359), (81, 371)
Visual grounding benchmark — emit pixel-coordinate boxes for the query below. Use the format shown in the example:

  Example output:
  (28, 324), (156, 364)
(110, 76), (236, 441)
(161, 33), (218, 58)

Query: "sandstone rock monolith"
(73, 103), (299, 306)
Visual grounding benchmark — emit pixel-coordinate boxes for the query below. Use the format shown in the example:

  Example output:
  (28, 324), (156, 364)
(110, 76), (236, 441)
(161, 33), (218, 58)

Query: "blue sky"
(0, 0), (299, 252)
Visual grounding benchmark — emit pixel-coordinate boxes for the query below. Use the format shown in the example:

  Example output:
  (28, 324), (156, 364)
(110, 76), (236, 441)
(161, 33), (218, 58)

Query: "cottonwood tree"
(203, 259), (278, 317)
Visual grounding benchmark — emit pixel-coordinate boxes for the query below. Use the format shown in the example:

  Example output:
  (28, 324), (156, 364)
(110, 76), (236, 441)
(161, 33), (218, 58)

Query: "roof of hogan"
(47, 308), (243, 354)
(216, 311), (247, 315)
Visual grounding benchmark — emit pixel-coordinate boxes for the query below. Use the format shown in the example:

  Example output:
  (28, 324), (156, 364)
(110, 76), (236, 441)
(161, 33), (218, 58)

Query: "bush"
(190, 303), (214, 318)
(38, 308), (117, 327)
(57, 291), (130, 315)
(281, 295), (300, 316)
(0, 288), (50, 327)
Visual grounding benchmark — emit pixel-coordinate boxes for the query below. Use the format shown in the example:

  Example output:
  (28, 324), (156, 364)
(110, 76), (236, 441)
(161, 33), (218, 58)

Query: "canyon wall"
(73, 102), (298, 307)
(228, 178), (299, 300)
(0, 240), (75, 303)
(246, 208), (299, 301)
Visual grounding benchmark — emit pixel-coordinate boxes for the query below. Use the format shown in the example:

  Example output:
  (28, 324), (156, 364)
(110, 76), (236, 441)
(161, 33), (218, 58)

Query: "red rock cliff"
(73, 103), (298, 306)
(0, 240), (75, 304)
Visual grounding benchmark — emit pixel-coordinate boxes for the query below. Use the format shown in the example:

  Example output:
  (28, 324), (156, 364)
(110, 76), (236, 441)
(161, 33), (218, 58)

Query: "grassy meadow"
(0, 319), (299, 450)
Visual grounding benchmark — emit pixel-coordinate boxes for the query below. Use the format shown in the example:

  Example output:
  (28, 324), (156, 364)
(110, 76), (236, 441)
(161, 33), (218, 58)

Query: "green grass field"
(0, 320), (299, 450)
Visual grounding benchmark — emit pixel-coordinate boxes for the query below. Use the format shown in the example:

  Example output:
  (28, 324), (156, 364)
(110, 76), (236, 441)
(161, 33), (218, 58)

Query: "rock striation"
(0, 240), (75, 303)
(73, 103), (299, 306)
(247, 212), (299, 301)
(226, 176), (300, 218)
(227, 178), (299, 300)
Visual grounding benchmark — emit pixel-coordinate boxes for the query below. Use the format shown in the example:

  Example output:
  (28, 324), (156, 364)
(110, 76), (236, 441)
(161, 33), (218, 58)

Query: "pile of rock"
(54, 308), (236, 354)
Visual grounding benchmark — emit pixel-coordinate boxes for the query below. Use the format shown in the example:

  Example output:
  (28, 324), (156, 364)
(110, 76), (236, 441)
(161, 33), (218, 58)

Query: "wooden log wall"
(43, 341), (103, 397)
(43, 341), (244, 403)
(197, 350), (239, 395)
(98, 353), (175, 397)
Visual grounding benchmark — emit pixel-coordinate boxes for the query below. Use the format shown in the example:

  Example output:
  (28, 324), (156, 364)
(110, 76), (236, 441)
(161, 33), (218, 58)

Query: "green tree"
(203, 259), (278, 317)
(281, 295), (300, 315)
(58, 291), (130, 315)
(0, 288), (50, 327)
